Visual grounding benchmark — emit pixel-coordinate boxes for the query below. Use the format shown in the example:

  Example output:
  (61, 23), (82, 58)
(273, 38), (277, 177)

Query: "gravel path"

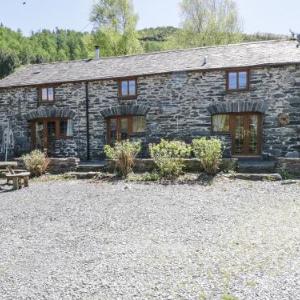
(0, 178), (299, 300)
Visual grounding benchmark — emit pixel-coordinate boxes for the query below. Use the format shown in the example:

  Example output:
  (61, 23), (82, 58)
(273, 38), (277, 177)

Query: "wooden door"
(31, 119), (60, 155)
(230, 113), (262, 156)
(107, 116), (132, 144)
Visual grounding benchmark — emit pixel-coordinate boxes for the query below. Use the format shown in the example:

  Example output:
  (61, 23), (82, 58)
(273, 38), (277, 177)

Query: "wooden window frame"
(106, 115), (146, 144)
(226, 69), (250, 92)
(38, 86), (56, 104)
(31, 118), (72, 149)
(118, 78), (138, 100)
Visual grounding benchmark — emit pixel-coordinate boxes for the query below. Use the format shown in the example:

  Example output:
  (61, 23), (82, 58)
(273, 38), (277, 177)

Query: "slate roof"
(0, 39), (300, 88)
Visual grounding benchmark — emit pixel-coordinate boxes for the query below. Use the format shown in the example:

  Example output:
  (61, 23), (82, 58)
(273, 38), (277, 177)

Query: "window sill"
(38, 101), (56, 106)
(226, 89), (250, 94)
(118, 96), (138, 100)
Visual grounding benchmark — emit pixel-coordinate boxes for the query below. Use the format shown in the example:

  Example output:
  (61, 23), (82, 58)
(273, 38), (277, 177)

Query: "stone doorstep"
(237, 160), (277, 174)
(231, 173), (282, 181)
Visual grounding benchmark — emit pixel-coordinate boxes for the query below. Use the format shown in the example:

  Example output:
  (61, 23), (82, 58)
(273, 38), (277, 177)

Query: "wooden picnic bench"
(5, 167), (30, 190)
(0, 161), (18, 170)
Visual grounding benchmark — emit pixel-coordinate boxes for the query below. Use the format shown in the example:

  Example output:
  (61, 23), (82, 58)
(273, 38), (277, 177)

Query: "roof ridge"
(19, 39), (292, 68)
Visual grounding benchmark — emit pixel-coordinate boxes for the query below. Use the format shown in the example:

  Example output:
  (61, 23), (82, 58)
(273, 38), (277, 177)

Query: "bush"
(192, 137), (223, 175)
(104, 140), (141, 177)
(149, 139), (191, 179)
(22, 150), (50, 177)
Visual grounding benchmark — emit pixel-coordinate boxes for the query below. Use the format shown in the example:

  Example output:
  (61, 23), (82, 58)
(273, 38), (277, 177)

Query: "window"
(119, 79), (137, 98)
(132, 116), (146, 133)
(60, 119), (73, 138)
(39, 87), (55, 102)
(32, 118), (73, 142)
(227, 70), (249, 91)
(212, 114), (230, 132)
(107, 115), (146, 144)
(31, 118), (73, 155)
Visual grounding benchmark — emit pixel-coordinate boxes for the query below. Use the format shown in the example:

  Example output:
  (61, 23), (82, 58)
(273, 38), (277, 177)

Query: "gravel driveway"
(0, 178), (299, 300)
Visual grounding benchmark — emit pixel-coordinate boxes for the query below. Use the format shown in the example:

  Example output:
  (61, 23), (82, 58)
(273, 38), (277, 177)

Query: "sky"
(0, 0), (299, 36)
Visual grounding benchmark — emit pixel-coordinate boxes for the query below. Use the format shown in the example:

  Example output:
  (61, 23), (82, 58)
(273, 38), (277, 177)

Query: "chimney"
(95, 46), (100, 59)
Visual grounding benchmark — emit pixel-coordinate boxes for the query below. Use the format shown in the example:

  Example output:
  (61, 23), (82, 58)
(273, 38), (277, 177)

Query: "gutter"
(85, 81), (90, 161)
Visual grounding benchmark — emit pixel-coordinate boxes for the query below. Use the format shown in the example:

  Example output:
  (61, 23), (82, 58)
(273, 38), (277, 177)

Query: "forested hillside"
(0, 24), (286, 79)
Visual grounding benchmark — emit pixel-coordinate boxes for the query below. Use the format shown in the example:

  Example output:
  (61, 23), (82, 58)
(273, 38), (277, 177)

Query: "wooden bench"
(5, 167), (30, 190)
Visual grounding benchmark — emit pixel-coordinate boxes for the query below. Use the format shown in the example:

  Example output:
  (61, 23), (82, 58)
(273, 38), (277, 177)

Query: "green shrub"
(22, 150), (50, 177)
(192, 137), (223, 175)
(149, 139), (191, 179)
(104, 140), (141, 177)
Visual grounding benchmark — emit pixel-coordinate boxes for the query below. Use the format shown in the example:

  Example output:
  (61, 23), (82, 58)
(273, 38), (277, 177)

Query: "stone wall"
(106, 158), (238, 173)
(276, 158), (300, 176)
(0, 64), (300, 160)
(0, 83), (87, 159)
(16, 157), (79, 174)
(87, 65), (300, 159)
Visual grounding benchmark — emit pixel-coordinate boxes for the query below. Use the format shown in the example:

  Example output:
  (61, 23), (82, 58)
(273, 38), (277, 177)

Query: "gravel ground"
(0, 178), (299, 300)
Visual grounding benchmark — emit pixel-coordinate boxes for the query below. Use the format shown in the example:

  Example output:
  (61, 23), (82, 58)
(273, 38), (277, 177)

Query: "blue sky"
(0, 0), (299, 35)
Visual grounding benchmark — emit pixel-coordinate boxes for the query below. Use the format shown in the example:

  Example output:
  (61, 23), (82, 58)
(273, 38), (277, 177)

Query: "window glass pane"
(212, 114), (229, 132)
(60, 120), (68, 136)
(35, 122), (44, 149)
(238, 72), (248, 89)
(121, 81), (128, 96)
(128, 80), (136, 96)
(132, 116), (146, 133)
(120, 117), (129, 140)
(67, 119), (73, 137)
(47, 88), (54, 101)
(109, 118), (117, 144)
(42, 88), (48, 100)
(47, 121), (56, 139)
(228, 72), (238, 90)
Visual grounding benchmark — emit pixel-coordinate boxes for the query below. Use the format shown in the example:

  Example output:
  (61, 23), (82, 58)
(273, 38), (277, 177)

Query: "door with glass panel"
(212, 113), (262, 156)
(31, 118), (73, 155)
(107, 116), (146, 144)
(231, 113), (261, 155)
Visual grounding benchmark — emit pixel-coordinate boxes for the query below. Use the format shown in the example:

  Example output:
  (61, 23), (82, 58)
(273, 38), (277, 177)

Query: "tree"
(90, 0), (138, 33)
(90, 0), (142, 56)
(0, 49), (19, 79)
(180, 0), (241, 34)
(166, 0), (243, 49)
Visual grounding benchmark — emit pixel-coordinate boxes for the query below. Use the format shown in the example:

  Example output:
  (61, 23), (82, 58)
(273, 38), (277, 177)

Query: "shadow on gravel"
(0, 183), (15, 193)
(91, 172), (216, 186)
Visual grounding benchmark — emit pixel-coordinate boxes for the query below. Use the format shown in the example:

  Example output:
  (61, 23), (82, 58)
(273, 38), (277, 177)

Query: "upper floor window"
(118, 79), (137, 99)
(226, 70), (249, 91)
(39, 87), (55, 102)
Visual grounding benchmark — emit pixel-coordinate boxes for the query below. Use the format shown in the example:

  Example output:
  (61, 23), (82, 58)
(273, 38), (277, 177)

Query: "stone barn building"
(0, 39), (299, 161)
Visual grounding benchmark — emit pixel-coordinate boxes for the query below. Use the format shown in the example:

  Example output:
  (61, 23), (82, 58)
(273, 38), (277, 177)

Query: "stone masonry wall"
(0, 64), (299, 160)
(0, 82), (87, 159)
(87, 65), (300, 159)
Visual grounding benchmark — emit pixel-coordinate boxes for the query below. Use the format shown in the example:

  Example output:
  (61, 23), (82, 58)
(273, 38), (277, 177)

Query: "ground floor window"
(212, 113), (262, 156)
(30, 118), (73, 154)
(212, 114), (230, 132)
(107, 115), (146, 144)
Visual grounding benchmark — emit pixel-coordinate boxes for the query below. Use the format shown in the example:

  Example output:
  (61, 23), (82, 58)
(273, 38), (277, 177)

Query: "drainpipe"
(85, 81), (90, 161)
